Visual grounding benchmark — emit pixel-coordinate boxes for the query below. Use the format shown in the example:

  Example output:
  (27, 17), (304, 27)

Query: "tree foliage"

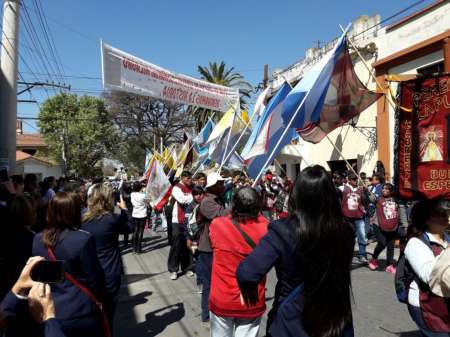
(38, 93), (117, 177)
(194, 61), (253, 131)
(103, 91), (195, 171)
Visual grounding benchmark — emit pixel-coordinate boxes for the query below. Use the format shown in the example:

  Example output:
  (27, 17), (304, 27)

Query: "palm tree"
(193, 61), (252, 131)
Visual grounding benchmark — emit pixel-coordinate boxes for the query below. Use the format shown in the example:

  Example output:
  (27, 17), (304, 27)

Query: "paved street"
(114, 229), (420, 337)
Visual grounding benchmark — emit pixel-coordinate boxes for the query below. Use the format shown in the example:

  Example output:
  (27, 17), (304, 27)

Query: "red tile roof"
(16, 133), (47, 148)
(16, 150), (53, 166)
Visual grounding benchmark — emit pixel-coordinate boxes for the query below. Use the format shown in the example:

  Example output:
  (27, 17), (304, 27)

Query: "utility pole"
(0, 0), (20, 174)
(263, 64), (269, 89)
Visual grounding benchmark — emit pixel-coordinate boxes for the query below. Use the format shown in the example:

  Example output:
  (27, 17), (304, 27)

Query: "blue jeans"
(197, 252), (212, 322)
(408, 305), (450, 337)
(350, 218), (366, 257)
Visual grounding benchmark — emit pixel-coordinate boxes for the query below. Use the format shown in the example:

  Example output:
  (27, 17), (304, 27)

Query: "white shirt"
(171, 184), (193, 224)
(405, 232), (449, 307)
(131, 192), (147, 218)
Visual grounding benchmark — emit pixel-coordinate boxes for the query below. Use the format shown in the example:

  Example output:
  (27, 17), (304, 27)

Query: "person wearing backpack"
(237, 165), (354, 337)
(368, 183), (399, 273)
(209, 187), (268, 337)
(339, 171), (368, 263)
(402, 199), (450, 336)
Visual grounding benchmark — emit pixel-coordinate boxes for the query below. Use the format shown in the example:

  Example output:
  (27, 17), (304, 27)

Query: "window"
(417, 61), (444, 77)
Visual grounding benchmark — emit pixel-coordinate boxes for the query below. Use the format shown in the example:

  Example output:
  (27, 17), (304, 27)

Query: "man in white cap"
(197, 172), (230, 324)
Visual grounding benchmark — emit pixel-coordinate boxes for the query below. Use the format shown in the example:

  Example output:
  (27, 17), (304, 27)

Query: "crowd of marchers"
(0, 162), (449, 337)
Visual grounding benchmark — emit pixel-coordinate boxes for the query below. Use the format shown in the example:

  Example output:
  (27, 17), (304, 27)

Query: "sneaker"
(201, 320), (210, 329)
(187, 271), (195, 277)
(170, 272), (178, 280)
(368, 258), (379, 271)
(358, 255), (368, 264)
(386, 264), (397, 274)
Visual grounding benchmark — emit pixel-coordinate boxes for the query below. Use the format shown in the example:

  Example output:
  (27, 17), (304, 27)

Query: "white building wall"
(16, 160), (63, 180)
(376, 2), (450, 59)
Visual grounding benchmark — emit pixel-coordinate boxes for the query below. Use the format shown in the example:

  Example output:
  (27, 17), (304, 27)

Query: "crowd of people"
(0, 161), (449, 337)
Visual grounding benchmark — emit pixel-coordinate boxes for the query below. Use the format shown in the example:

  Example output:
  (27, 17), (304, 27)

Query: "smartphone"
(31, 260), (65, 283)
(0, 168), (8, 183)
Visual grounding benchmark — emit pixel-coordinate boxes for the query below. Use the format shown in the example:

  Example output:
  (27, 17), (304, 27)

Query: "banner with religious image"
(394, 73), (450, 200)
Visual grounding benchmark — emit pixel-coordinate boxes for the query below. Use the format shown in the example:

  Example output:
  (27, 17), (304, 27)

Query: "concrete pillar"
(0, 0), (20, 174)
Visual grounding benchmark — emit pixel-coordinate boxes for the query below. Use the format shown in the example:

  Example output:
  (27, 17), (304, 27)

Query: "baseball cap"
(206, 172), (225, 188)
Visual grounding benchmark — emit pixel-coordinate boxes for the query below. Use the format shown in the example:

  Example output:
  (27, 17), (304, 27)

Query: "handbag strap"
(47, 247), (111, 337)
(231, 217), (256, 249)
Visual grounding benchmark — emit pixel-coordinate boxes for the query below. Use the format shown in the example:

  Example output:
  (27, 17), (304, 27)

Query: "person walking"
(404, 199), (450, 337)
(368, 183), (399, 273)
(168, 171), (194, 280)
(237, 165), (354, 337)
(130, 182), (148, 254)
(82, 184), (131, 329)
(197, 172), (230, 324)
(32, 192), (106, 337)
(340, 171), (368, 263)
(209, 187), (268, 337)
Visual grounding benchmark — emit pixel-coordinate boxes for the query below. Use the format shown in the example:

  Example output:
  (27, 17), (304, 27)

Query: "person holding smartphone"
(32, 192), (106, 337)
(1, 256), (67, 337)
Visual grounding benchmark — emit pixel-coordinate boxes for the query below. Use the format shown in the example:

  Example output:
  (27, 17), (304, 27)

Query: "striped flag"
(145, 159), (172, 212)
(281, 29), (381, 143)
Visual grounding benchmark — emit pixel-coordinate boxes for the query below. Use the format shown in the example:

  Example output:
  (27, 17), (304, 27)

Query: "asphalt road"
(114, 230), (420, 337)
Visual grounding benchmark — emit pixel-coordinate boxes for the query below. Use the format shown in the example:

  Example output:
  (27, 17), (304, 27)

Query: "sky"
(15, 0), (436, 133)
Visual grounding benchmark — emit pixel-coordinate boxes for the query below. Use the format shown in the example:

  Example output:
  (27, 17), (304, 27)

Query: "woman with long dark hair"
(32, 192), (106, 337)
(237, 165), (354, 337)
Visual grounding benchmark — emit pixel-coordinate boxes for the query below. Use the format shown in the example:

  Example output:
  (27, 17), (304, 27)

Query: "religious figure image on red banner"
(394, 73), (450, 200)
(420, 126), (444, 162)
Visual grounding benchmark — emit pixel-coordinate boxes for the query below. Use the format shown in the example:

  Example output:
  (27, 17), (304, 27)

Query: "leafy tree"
(38, 93), (117, 177)
(194, 61), (253, 131)
(103, 91), (195, 171)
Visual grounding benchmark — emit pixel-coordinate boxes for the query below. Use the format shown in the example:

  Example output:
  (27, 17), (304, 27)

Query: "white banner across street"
(101, 42), (240, 112)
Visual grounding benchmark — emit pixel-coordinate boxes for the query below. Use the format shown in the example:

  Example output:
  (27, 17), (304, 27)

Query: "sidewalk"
(114, 229), (419, 337)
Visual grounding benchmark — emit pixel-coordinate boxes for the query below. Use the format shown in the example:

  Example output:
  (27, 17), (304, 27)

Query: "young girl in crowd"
(130, 182), (148, 254)
(368, 183), (399, 273)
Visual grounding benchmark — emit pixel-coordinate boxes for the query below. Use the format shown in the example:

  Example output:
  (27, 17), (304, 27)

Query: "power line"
(20, 71), (102, 80)
(32, 0), (66, 82)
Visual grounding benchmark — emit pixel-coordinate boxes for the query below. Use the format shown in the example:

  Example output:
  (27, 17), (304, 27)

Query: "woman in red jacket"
(209, 187), (268, 337)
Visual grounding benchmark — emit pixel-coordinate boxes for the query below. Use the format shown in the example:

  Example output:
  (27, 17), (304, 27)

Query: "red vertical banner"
(395, 74), (450, 200)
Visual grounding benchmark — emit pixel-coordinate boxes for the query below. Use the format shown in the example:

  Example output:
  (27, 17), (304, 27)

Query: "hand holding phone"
(30, 260), (65, 284)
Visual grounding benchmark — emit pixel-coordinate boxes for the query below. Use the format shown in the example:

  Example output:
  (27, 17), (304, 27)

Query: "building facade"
(271, 0), (450, 181)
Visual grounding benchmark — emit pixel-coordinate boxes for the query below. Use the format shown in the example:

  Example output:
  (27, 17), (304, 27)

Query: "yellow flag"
(163, 148), (176, 170)
(241, 110), (250, 125)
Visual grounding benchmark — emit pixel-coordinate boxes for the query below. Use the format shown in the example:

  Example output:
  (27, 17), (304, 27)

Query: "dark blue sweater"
(32, 230), (105, 321)
(236, 218), (354, 337)
(1, 291), (67, 337)
(82, 210), (131, 294)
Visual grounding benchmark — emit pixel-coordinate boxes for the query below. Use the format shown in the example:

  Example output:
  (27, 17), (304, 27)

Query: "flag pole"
(218, 107), (236, 172)
(218, 87), (271, 172)
(339, 24), (397, 111)
(251, 90), (312, 187)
